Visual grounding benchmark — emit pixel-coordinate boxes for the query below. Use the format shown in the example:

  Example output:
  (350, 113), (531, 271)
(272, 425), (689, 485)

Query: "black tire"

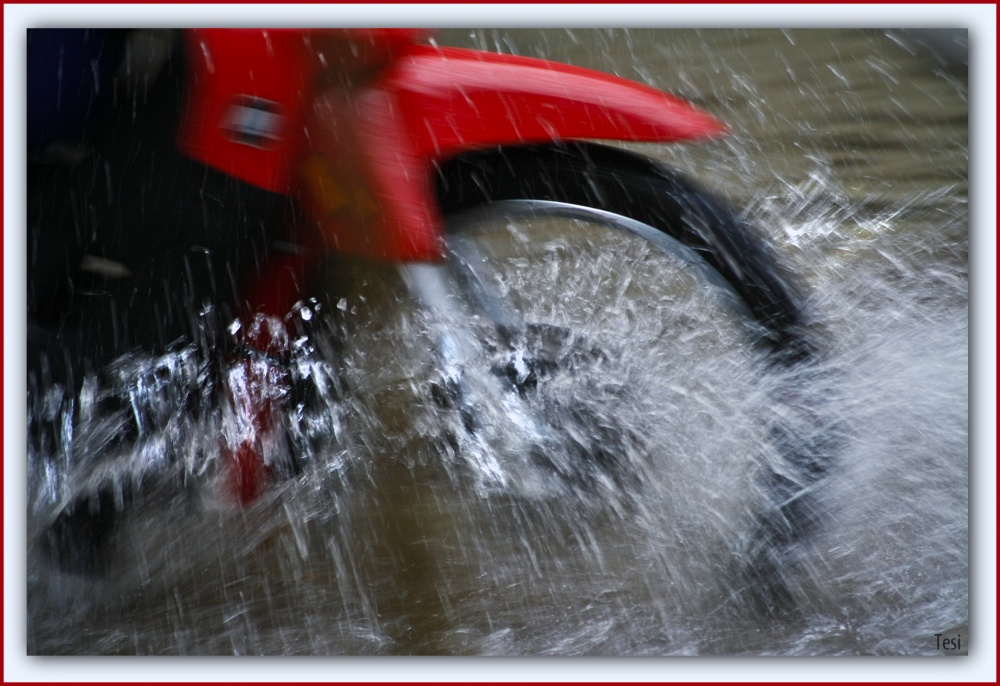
(435, 142), (835, 615)
(436, 142), (814, 366)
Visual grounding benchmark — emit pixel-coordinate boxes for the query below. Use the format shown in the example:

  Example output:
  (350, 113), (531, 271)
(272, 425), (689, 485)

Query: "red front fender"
(395, 46), (727, 155)
(303, 45), (728, 263)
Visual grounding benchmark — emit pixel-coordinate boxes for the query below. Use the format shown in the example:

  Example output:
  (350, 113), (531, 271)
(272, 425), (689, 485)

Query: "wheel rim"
(444, 199), (763, 353)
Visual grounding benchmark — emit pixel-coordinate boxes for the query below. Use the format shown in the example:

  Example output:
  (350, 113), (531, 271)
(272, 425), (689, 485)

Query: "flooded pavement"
(18, 25), (980, 672)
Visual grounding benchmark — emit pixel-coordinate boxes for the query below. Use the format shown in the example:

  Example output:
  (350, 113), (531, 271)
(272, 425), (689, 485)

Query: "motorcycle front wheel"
(433, 143), (833, 614)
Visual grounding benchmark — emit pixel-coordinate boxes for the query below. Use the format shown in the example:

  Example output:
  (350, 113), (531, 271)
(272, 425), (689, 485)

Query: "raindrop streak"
(199, 40), (214, 75)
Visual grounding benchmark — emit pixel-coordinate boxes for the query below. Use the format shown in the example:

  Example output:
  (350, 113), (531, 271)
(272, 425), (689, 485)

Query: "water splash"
(27, 178), (967, 654)
(25, 29), (967, 657)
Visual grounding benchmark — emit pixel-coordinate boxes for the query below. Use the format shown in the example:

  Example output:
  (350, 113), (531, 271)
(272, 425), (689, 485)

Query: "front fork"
(221, 235), (551, 505)
(398, 260), (554, 485)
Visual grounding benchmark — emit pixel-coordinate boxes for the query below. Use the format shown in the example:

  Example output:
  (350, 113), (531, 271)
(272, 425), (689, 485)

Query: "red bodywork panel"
(179, 31), (727, 264)
(179, 29), (312, 192)
(178, 29), (427, 193)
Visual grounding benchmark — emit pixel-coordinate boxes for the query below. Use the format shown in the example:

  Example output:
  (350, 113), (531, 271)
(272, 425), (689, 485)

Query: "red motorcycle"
(30, 29), (826, 610)
(170, 29), (812, 501)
